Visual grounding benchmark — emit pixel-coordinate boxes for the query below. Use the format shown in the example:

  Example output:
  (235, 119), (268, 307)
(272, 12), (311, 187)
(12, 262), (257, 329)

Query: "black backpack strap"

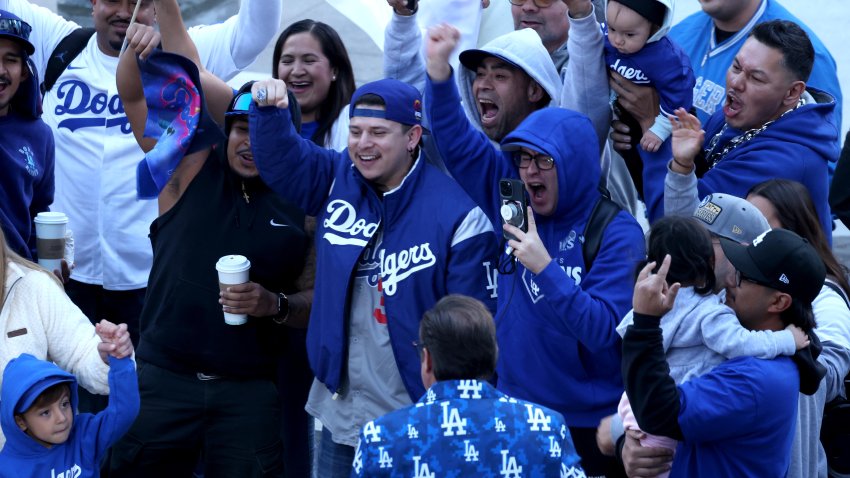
(582, 187), (623, 273)
(40, 27), (96, 95)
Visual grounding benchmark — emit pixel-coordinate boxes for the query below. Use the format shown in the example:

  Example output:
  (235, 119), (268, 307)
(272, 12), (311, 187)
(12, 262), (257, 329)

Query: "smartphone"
(499, 178), (527, 242)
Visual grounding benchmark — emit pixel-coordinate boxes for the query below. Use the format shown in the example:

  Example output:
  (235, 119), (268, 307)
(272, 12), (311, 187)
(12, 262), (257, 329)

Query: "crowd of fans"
(0, 0), (848, 477)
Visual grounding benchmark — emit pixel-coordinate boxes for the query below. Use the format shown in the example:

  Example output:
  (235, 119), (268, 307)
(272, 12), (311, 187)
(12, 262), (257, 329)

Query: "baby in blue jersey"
(603, 0), (694, 152)
(616, 216), (807, 478)
(0, 323), (139, 478)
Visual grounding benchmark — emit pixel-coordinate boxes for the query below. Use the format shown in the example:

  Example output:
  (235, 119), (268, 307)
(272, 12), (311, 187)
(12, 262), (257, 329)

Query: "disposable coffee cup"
(216, 255), (251, 325)
(34, 212), (69, 273)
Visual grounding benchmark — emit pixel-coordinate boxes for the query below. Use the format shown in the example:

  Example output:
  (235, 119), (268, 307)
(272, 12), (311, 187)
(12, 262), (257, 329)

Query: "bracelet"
(272, 292), (290, 325)
(671, 157), (694, 172)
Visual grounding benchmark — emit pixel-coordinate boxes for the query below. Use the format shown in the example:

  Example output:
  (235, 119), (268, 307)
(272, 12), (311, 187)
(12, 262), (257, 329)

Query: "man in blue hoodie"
(0, 10), (54, 261)
(426, 28), (646, 477)
(664, 20), (837, 243)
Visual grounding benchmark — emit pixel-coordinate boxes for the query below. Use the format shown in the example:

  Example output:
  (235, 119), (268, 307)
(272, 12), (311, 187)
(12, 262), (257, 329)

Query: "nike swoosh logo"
(270, 219), (289, 227)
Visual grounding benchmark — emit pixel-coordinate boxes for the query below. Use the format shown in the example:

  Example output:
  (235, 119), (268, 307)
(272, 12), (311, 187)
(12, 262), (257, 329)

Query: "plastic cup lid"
(216, 255), (251, 273)
(34, 212), (68, 224)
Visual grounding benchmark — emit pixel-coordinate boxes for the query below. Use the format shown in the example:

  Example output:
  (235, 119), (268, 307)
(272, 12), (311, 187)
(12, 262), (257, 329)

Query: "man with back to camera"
(0, 10), (53, 262)
(248, 76), (498, 477)
(352, 294), (587, 477)
(623, 228), (827, 477)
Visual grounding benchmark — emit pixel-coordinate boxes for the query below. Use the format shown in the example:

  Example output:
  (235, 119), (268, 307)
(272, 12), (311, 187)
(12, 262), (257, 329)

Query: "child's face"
(607, 1), (654, 55)
(13, 390), (74, 448)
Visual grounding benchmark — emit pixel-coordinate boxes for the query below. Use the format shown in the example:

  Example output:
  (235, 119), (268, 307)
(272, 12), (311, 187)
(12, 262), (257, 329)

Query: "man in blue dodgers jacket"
(664, 20), (837, 244)
(623, 229), (826, 477)
(353, 295), (586, 478)
(248, 78), (497, 477)
(425, 27), (645, 477)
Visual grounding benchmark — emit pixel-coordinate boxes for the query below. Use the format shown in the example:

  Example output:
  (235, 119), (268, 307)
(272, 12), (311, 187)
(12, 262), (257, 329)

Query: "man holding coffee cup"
(109, 4), (312, 474)
(0, 10), (55, 264)
(248, 77), (498, 477)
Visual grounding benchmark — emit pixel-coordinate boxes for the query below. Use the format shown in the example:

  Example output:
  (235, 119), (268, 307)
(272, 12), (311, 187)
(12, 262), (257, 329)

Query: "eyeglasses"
(735, 270), (760, 288)
(513, 151), (555, 170)
(226, 92), (253, 116)
(0, 18), (32, 42)
(508, 0), (557, 8)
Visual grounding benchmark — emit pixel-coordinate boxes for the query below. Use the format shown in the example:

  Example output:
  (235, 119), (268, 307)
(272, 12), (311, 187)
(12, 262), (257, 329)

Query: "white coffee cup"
(216, 255), (251, 325)
(34, 212), (69, 273)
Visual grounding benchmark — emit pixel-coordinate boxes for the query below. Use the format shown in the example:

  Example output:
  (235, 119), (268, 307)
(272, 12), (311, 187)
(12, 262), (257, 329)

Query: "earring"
(332, 75), (337, 81)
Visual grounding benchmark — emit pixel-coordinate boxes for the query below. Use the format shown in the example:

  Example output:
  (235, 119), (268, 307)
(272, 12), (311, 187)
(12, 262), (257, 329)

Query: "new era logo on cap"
(720, 228), (825, 303)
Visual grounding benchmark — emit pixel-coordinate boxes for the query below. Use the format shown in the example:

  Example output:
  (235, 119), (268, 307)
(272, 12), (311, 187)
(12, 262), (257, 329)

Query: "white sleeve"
(29, 272), (110, 394)
(326, 105), (350, 152)
(813, 287), (850, 400)
(649, 113), (672, 142)
(0, 0), (80, 76)
(189, 0), (282, 81)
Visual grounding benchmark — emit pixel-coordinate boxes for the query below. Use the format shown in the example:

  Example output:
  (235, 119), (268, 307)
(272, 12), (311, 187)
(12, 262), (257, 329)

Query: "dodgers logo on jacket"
(52, 80), (130, 133)
(323, 199), (379, 247)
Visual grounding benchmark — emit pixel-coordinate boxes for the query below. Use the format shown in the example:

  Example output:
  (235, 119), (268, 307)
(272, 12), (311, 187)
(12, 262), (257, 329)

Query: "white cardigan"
(1, 262), (109, 449)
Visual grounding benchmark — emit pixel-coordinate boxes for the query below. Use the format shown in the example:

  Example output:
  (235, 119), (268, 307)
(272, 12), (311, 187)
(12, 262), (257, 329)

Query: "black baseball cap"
(720, 228), (825, 303)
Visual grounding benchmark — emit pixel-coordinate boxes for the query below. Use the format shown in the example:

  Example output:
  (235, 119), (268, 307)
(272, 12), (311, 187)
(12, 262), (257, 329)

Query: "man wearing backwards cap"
(690, 192), (771, 293)
(248, 77), (497, 477)
(623, 228), (826, 477)
(0, 10), (55, 261)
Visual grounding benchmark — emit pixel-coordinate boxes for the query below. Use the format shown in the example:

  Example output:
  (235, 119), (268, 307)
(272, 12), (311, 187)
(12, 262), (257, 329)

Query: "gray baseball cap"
(692, 193), (770, 244)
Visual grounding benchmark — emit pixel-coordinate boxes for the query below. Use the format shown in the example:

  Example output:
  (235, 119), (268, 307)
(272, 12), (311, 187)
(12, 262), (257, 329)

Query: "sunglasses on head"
(226, 92), (253, 116)
(0, 18), (31, 41)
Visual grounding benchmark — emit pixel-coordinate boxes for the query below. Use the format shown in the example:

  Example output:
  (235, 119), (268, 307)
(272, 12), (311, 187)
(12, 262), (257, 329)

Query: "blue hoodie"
(0, 354), (139, 477)
(426, 74), (646, 427)
(0, 58), (54, 259)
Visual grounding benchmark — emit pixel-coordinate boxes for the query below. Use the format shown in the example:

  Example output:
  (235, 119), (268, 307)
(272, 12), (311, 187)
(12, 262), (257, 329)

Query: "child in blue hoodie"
(0, 323), (138, 477)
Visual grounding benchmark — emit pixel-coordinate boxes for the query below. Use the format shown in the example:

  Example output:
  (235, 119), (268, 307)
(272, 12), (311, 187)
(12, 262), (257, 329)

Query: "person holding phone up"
(425, 24), (646, 477)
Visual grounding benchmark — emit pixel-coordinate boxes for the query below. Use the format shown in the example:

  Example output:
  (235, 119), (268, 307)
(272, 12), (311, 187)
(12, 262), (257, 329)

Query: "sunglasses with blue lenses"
(0, 18), (32, 41)
(226, 92), (253, 116)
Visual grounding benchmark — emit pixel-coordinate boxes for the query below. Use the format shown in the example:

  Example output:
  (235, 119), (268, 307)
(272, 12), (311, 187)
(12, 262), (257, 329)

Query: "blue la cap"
(0, 10), (35, 55)
(349, 78), (423, 127)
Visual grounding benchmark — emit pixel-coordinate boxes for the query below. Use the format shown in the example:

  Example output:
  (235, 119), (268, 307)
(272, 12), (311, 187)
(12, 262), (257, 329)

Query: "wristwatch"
(273, 292), (290, 324)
